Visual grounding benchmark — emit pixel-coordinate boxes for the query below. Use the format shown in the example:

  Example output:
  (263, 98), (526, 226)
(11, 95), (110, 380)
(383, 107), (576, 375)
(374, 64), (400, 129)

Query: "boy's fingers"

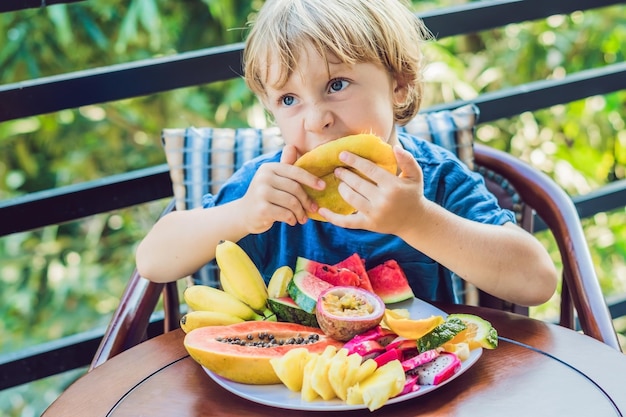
(337, 151), (381, 181)
(395, 146), (422, 181)
(339, 148), (408, 183)
(280, 144), (299, 165)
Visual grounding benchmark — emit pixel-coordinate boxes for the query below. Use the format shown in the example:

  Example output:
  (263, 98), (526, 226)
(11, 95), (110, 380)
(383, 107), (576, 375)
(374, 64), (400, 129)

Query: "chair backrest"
(90, 105), (621, 370)
(474, 144), (619, 346)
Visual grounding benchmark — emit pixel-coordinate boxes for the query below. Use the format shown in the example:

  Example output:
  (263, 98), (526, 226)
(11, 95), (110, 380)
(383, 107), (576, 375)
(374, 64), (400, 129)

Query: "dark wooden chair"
(89, 118), (621, 370)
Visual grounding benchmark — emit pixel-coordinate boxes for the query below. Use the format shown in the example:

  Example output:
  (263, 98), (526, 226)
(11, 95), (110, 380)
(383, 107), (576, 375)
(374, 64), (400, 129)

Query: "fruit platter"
(182, 241), (498, 412)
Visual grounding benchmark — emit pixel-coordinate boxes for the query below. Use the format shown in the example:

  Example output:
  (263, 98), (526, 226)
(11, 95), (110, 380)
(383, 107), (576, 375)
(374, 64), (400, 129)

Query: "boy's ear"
(392, 74), (411, 105)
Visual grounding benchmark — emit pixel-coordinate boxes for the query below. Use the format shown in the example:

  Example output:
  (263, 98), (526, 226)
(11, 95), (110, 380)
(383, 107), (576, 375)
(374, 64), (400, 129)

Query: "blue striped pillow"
(162, 126), (285, 212)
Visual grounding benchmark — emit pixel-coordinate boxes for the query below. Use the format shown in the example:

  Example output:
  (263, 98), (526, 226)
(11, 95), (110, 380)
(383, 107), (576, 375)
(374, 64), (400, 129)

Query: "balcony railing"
(1, 0), (626, 396)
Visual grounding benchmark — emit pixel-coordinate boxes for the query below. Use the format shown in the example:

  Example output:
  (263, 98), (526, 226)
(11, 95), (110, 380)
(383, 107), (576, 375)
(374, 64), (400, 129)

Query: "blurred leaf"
(47, 5), (72, 46)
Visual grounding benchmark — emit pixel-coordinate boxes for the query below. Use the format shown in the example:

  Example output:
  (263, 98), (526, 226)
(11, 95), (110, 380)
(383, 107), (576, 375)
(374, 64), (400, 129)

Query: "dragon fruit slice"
(385, 336), (409, 350)
(401, 348), (440, 372)
(414, 352), (461, 385)
(373, 348), (402, 367)
(400, 375), (420, 396)
(385, 336), (418, 358)
(343, 326), (396, 354)
(347, 340), (386, 360)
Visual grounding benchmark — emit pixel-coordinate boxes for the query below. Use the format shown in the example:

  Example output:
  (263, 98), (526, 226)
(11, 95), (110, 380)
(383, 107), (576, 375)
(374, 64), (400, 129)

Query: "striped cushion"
(162, 126), (285, 212)
(162, 104), (480, 212)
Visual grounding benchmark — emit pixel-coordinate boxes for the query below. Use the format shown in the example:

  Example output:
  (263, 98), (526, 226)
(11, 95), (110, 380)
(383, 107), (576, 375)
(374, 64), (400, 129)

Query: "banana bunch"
(181, 285), (262, 333)
(215, 240), (269, 312)
(181, 240), (274, 333)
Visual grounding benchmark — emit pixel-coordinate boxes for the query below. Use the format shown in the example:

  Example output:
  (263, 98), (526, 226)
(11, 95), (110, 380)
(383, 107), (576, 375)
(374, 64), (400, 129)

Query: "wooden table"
(42, 304), (626, 416)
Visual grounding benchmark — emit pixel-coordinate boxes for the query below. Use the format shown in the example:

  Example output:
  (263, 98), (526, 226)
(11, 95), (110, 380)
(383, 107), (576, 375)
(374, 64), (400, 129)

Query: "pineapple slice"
(354, 358), (378, 382)
(336, 353), (364, 400)
(274, 346), (402, 410)
(310, 345), (338, 400)
(269, 347), (310, 392)
(328, 348), (349, 400)
(340, 355), (378, 401)
(301, 353), (320, 401)
(346, 360), (405, 411)
(442, 341), (471, 361)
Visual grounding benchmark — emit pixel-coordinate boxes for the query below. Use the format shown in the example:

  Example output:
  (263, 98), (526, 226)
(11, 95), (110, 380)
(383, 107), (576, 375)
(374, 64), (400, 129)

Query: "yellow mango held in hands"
(295, 134), (397, 221)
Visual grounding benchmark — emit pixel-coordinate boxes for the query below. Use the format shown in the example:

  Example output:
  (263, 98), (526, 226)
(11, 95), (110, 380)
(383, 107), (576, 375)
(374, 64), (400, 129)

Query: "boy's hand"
(240, 144), (324, 234)
(318, 146), (426, 235)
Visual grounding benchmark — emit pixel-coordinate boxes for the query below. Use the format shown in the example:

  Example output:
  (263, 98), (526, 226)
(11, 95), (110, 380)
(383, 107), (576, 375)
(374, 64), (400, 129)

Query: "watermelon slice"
(367, 259), (415, 304)
(334, 253), (374, 292)
(295, 256), (361, 288)
(287, 270), (334, 313)
(267, 296), (319, 327)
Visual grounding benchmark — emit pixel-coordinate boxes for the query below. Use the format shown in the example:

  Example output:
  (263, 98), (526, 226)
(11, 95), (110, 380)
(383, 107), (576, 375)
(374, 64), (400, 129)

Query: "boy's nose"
(304, 103), (333, 133)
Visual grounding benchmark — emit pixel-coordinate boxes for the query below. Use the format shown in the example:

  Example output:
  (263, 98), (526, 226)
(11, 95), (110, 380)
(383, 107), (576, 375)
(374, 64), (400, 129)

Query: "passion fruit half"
(315, 286), (385, 342)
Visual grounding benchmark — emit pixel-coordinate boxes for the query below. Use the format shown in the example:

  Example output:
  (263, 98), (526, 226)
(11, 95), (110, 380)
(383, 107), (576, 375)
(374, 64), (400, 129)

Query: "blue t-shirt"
(202, 132), (515, 303)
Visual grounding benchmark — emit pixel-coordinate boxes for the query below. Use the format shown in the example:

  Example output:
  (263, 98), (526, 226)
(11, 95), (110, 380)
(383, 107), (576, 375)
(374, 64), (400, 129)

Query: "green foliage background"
(0, 1), (624, 415)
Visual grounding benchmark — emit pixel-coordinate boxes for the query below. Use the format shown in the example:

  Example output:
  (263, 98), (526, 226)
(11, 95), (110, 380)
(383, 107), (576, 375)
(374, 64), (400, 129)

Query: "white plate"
(203, 297), (482, 411)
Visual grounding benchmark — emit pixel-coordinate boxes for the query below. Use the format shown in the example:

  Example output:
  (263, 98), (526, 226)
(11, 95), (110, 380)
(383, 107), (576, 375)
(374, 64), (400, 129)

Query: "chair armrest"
(90, 199), (182, 370)
(474, 143), (621, 351)
(89, 270), (165, 370)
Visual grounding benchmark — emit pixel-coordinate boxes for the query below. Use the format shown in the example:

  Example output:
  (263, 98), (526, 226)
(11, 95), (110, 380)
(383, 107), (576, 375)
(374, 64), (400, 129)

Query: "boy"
(137, 0), (556, 306)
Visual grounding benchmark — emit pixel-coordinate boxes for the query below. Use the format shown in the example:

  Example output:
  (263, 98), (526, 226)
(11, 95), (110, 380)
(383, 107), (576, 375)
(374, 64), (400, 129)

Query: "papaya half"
(184, 321), (344, 384)
(294, 133), (397, 221)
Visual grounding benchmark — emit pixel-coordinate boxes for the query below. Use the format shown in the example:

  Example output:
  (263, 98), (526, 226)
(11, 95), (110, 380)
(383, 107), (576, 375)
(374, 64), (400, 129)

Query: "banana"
(183, 285), (263, 321)
(180, 310), (244, 333)
(219, 272), (236, 296)
(267, 265), (294, 298)
(215, 240), (268, 312)
(220, 272), (273, 321)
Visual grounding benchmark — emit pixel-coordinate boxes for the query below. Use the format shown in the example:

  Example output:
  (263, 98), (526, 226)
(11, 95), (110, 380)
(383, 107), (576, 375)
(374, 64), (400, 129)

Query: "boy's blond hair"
(243, 0), (431, 125)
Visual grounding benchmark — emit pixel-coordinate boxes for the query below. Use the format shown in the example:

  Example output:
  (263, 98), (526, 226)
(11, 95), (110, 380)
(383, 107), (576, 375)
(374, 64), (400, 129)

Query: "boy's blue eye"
(329, 79), (348, 93)
(282, 95), (295, 106)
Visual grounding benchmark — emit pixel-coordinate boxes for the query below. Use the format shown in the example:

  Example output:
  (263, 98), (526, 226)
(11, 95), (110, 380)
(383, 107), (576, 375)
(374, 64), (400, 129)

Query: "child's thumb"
(394, 145), (423, 181)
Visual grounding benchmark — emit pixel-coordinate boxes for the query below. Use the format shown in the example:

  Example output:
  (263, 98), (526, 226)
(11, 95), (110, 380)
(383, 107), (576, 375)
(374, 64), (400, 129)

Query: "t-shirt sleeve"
(426, 155), (516, 226)
(398, 132), (516, 227)
(202, 151), (282, 209)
